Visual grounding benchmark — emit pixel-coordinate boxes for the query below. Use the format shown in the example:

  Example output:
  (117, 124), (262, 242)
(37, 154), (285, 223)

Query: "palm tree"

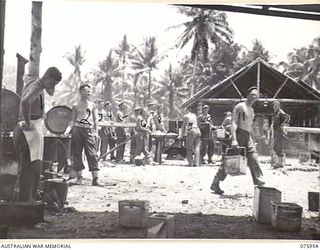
(53, 45), (86, 107)
(131, 36), (165, 99)
(171, 6), (233, 95)
(153, 64), (189, 119)
(302, 37), (320, 89)
(93, 50), (121, 104)
(114, 35), (131, 101)
(65, 45), (86, 83)
(235, 39), (271, 70)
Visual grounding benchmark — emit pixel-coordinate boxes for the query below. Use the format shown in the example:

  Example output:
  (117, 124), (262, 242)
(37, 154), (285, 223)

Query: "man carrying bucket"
(210, 86), (265, 194)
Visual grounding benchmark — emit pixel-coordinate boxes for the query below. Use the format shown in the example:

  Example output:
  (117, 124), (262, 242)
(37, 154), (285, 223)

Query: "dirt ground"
(6, 156), (320, 239)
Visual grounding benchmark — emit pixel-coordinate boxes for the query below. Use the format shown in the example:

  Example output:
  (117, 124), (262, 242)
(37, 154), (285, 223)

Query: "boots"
(210, 181), (224, 194)
(91, 171), (104, 187)
(273, 156), (284, 169)
(76, 171), (83, 185)
(210, 174), (224, 195)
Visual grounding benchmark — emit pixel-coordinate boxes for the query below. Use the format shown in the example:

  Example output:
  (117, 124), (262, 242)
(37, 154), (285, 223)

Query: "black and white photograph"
(0, 0), (320, 245)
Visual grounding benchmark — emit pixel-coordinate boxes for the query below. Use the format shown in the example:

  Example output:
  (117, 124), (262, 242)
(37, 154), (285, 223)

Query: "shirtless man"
(210, 87), (265, 194)
(178, 107), (201, 167)
(13, 67), (62, 202)
(64, 83), (102, 186)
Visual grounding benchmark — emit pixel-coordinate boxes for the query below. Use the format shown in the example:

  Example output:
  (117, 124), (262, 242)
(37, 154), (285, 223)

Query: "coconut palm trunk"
(148, 69), (152, 99)
(191, 55), (198, 96)
(169, 80), (174, 119)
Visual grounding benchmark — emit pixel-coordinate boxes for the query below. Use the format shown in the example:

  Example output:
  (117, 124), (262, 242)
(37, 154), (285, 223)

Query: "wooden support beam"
(16, 53), (29, 96)
(230, 79), (243, 98)
(257, 60), (261, 97)
(273, 77), (289, 98)
(201, 98), (320, 104)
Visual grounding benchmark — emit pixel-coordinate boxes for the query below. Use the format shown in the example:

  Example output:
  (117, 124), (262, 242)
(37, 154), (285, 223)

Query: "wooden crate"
(253, 186), (282, 224)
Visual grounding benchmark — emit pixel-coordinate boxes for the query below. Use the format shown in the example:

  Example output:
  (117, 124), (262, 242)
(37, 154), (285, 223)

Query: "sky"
(3, 0), (320, 81)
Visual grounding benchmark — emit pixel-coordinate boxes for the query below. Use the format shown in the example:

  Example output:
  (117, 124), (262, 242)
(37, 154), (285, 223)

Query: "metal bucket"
(44, 179), (68, 204)
(271, 202), (302, 231)
(224, 147), (247, 176)
(118, 200), (149, 228)
(0, 152), (18, 201)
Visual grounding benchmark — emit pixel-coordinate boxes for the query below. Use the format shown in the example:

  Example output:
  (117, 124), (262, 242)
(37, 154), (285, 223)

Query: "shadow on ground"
(7, 210), (320, 239)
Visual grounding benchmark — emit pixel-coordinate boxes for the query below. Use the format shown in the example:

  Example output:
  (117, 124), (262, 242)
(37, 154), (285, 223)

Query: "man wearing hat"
(135, 107), (152, 163)
(115, 101), (128, 163)
(104, 101), (116, 161)
(146, 99), (156, 151)
(129, 106), (142, 163)
(210, 86), (265, 194)
(199, 104), (215, 164)
(268, 100), (290, 168)
(178, 106), (201, 167)
(97, 100), (108, 161)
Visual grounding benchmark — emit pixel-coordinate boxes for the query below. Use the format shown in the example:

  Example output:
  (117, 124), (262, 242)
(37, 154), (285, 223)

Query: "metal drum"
(43, 106), (72, 168)
(44, 105), (72, 135)
(1, 88), (20, 133)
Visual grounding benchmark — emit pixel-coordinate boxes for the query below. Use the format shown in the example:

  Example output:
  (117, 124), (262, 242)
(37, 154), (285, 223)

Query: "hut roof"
(181, 58), (320, 110)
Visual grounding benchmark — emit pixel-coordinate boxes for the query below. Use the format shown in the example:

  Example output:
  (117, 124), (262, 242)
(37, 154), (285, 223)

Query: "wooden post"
(0, 0), (6, 163)
(257, 60), (261, 97)
(16, 53), (29, 96)
(28, 1), (42, 78)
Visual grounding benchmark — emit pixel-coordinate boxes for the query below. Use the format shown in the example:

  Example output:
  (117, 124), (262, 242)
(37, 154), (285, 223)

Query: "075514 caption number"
(300, 244), (319, 249)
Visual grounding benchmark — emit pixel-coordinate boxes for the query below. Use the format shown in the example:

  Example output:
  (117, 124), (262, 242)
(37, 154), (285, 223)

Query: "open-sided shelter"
(181, 58), (320, 155)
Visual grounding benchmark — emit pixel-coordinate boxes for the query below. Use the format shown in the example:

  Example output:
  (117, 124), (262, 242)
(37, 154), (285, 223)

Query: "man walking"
(210, 86), (265, 194)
